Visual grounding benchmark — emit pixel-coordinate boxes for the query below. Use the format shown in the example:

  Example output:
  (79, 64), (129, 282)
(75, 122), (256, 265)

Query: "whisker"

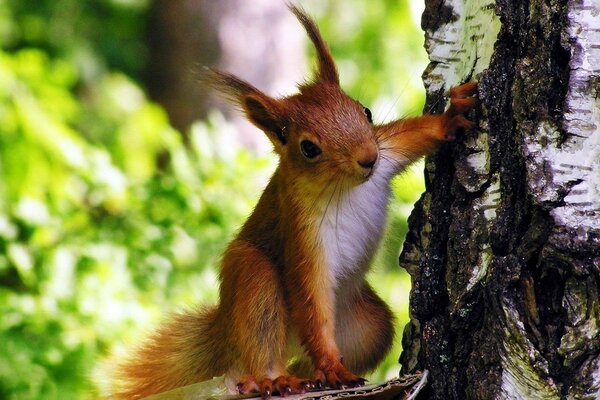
(380, 95), (401, 124)
(376, 120), (418, 145)
(377, 131), (396, 145)
(334, 178), (345, 262)
(345, 180), (361, 222)
(305, 172), (340, 218)
(318, 173), (343, 234)
(426, 90), (448, 114)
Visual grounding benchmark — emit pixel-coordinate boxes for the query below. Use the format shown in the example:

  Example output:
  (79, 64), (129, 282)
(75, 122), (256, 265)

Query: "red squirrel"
(112, 5), (477, 399)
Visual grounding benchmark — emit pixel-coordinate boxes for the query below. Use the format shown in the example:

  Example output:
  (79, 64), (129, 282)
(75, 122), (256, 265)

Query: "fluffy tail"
(110, 306), (227, 399)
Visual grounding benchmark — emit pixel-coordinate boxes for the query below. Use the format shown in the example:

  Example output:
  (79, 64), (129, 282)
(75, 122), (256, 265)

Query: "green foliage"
(1, 0), (149, 80)
(0, 44), (272, 398)
(0, 1), (427, 398)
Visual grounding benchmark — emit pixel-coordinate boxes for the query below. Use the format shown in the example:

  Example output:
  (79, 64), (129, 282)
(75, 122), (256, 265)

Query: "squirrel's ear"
(201, 68), (287, 148)
(241, 94), (287, 147)
(289, 5), (339, 85)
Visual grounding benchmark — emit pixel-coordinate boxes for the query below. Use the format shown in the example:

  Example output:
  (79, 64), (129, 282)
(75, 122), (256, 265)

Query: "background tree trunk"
(146, 0), (305, 150)
(399, 0), (600, 399)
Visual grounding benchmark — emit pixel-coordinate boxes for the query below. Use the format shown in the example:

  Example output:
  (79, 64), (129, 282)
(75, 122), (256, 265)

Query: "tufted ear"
(202, 68), (288, 150)
(241, 94), (287, 147)
(289, 4), (339, 85)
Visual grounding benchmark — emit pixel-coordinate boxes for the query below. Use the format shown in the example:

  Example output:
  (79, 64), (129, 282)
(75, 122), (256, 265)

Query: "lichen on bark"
(399, 0), (600, 399)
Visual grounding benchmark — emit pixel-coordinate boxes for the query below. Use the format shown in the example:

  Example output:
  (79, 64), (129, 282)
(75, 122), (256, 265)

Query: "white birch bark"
(400, 0), (600, 398)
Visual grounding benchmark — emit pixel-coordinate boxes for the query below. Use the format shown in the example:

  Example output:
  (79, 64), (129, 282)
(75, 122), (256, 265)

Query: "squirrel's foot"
(314, 360), (366, 390)
(236, 375), (259, 395)
(443, 81), (478, 140)
(237, 375), (313, 398)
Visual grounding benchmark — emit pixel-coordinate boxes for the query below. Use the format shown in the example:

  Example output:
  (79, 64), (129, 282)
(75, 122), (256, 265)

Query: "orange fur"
(336, 283), (395, 373)
(112, 306), (228, 398)
(377, 81), (477, 165)
(110, 5), (477, 399)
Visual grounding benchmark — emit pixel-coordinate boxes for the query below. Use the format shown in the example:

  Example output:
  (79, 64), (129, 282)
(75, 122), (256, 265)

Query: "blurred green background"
(0, 0), (427, 398)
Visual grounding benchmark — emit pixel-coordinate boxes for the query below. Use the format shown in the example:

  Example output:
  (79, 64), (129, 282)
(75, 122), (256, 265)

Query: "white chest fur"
(319, 159), (395, 286)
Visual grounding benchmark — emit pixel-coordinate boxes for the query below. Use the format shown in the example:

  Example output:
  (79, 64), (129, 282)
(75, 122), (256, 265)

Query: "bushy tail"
(110, 306), (227, 399)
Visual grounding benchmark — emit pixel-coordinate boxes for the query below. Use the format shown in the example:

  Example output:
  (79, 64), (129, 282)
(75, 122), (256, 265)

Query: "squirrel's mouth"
(362, 158), (379, 181)
(358, 166), (376, 183)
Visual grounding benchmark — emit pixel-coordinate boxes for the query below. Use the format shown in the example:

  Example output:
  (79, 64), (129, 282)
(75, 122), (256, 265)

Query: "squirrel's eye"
(300, 140), (322, 159)
(363, 107), (373, 124)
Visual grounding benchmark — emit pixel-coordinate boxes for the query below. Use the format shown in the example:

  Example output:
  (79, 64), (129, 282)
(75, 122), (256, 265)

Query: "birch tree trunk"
(399, 0), (600, 399)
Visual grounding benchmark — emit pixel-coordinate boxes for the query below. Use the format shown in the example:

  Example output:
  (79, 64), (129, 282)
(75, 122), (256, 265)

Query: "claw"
(350, 378), (367, 388)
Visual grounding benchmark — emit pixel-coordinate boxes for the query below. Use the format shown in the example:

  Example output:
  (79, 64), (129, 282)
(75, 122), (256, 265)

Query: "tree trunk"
(399, 0), (600, 399)
(146, 0), (305, 150)
(146, 0), (221, 135)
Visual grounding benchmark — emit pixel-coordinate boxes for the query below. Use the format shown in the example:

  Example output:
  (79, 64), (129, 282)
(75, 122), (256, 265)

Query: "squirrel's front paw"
(314, 360), (366, 390)
(443, 81), (478, 140)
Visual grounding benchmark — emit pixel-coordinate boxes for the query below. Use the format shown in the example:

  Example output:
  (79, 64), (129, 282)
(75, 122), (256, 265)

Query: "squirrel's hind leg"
(222, 240), (312, 396)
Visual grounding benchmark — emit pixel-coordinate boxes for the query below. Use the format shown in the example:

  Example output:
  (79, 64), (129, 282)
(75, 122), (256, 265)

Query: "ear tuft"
(288, 4), (339, 85)
(199, 67), (259, 104)
(200, 67), (287, 147)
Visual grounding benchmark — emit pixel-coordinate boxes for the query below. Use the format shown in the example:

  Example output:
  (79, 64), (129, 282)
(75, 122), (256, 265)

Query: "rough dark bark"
(399, 0), (600, 399)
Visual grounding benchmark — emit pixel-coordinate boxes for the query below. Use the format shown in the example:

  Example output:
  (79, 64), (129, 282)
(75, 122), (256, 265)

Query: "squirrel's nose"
(357, 154), (378, 169)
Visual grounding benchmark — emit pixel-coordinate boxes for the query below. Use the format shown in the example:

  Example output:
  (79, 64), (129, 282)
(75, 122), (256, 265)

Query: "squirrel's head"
(204, 5), (378, 187)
